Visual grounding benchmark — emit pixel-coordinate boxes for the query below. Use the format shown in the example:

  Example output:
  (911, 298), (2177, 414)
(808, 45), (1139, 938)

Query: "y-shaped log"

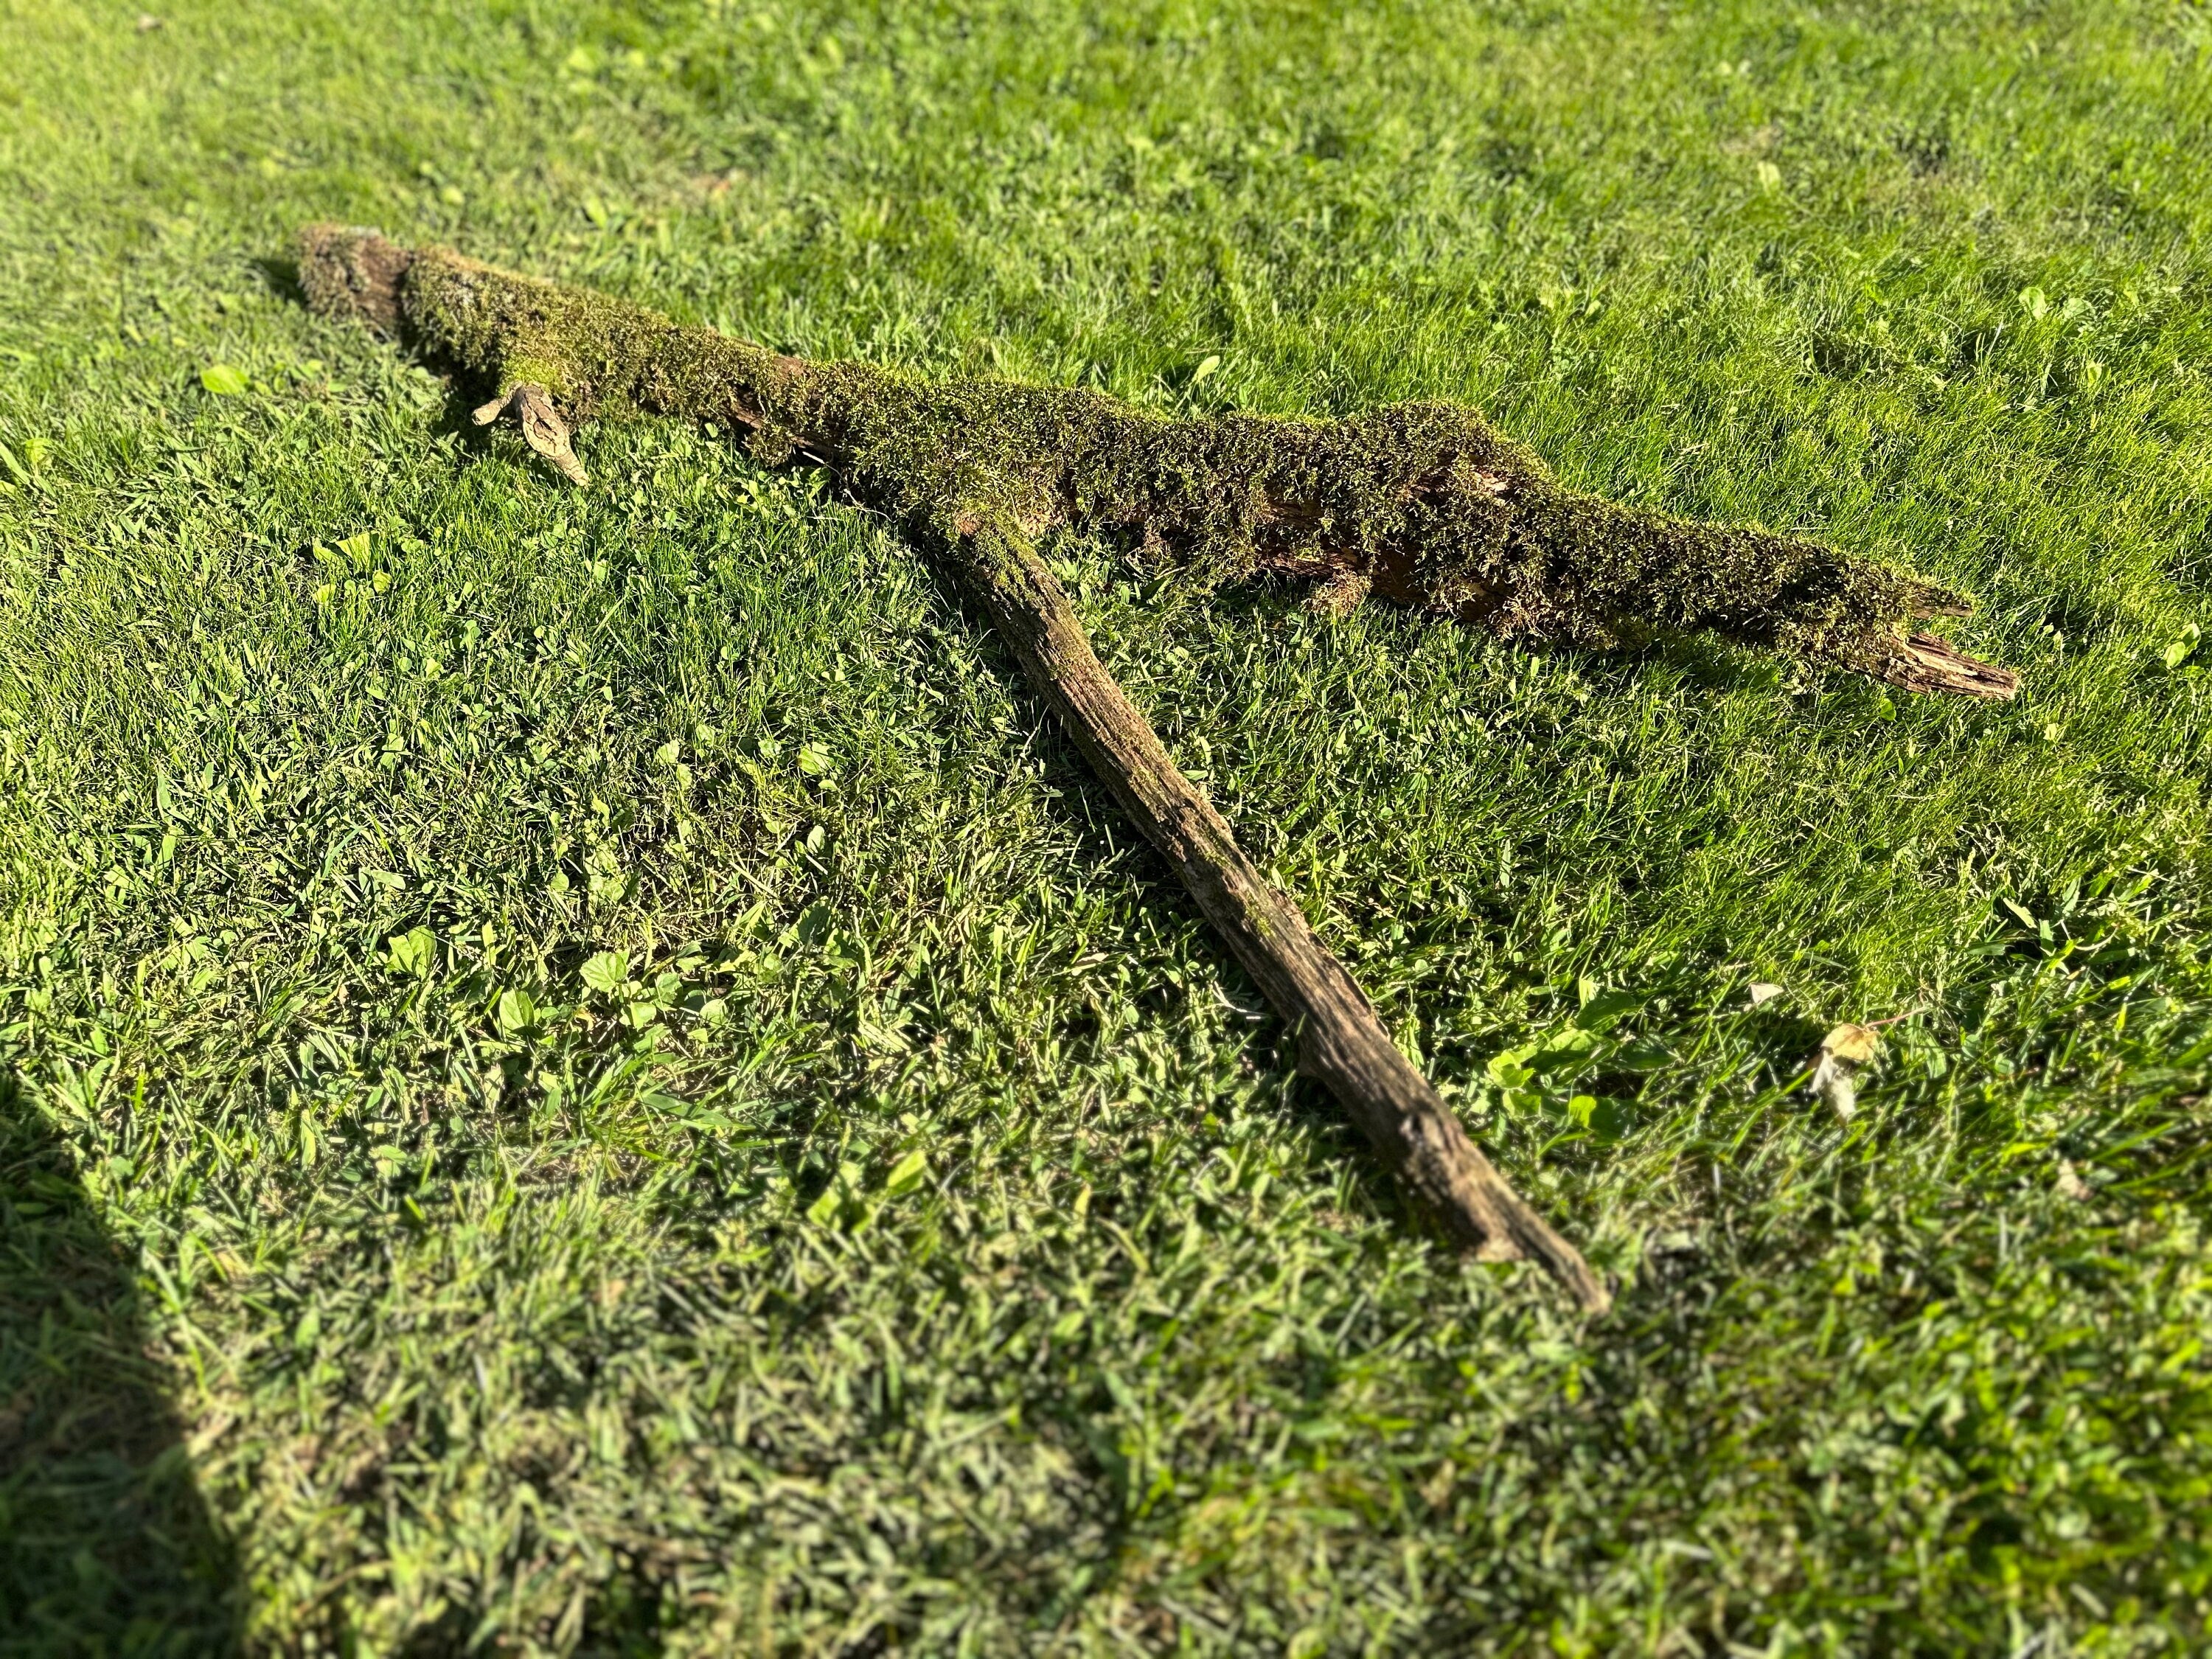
(293, 225), (2020, 1310)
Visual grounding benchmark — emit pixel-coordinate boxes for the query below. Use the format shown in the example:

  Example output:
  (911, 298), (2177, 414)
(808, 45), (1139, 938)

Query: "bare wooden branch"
(933, 508), (1610, 1309)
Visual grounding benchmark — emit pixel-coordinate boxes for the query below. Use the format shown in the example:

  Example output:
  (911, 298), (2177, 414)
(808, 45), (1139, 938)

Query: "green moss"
(306, 229), (1986, 690)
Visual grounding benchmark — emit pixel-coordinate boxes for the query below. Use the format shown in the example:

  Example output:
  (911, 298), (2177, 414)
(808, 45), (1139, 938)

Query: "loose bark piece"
(291, 225), (2022, 1311)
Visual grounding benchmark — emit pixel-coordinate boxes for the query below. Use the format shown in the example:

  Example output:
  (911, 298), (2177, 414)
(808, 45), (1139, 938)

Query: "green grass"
(1, 0), (2210, 1652)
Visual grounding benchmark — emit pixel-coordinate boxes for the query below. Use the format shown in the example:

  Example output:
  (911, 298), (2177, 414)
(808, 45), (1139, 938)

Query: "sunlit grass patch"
(0, 0), (2208, 1652)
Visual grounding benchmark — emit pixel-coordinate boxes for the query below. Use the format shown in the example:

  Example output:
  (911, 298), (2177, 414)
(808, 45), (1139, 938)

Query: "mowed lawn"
(2, 0), (2210, 1652)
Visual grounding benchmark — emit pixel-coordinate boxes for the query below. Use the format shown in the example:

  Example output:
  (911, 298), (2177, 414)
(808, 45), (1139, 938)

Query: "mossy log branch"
(296, 226), (2017, 1312)
(298, 226), (2016, 701)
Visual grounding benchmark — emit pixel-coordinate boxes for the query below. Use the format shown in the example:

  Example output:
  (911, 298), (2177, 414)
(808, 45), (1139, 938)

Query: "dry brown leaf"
(1809, 1022), (1881, 1119)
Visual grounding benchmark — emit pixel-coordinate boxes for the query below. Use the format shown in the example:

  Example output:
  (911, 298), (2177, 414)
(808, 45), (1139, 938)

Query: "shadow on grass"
(0, 1070), (242, 1655)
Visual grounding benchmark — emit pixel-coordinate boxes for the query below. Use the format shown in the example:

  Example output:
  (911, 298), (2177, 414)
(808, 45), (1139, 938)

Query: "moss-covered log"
(294, 225), (2020, 1312)
(299, 226), (2015, 700)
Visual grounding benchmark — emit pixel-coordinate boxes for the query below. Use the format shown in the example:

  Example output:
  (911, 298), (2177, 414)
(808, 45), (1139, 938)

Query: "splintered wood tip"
(1891, 633), (2020, 701)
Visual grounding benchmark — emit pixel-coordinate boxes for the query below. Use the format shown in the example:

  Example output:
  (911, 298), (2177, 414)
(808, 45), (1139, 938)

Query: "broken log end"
(298, 223), (414, 336)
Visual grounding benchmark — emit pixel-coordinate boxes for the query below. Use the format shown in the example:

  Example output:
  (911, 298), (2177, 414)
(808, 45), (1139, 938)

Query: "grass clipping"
(299, 224), (2015, 700)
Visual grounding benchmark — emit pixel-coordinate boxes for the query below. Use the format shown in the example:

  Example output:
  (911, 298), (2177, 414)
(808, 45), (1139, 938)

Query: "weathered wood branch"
(933, 507), (1610, 1308)
(293, 226), (2020, 1312)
